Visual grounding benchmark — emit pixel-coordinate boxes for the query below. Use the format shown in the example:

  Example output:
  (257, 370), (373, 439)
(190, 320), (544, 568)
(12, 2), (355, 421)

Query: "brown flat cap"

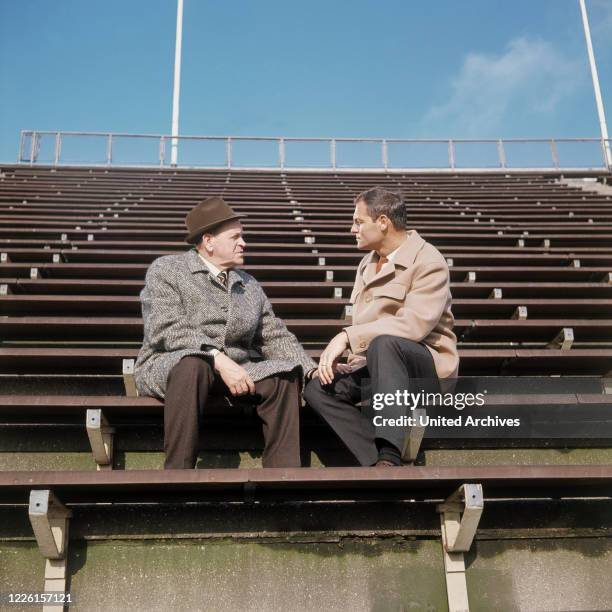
(185, 197), (243, 244)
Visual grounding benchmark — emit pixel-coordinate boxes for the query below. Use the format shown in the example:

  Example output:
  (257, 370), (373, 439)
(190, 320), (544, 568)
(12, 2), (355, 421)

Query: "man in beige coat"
(304, 187), (458, 466)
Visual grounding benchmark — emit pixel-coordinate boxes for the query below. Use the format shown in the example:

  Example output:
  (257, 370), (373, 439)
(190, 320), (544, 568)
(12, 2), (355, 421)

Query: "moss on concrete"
(423, 447), (612, 467)
(3, 534), (612, 611)
(0, 542), (47, 593)
(64, 538), (447, 612)
(0, 452), (97, 471)
(466, 538), (612, 611)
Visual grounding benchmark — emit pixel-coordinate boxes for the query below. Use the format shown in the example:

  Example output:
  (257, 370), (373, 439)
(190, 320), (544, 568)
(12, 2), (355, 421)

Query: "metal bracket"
(488, 288), (502, 299)
(86, 409), (115, 470)
(401, 408), (426, 462)
(123, 359), (138, 397)
(436, 484), (484, 612)
(512, 306), (528, 320)
(28, 490), (72, 606)
(343, 305), (353, 320)
(548, 327), (574, 350)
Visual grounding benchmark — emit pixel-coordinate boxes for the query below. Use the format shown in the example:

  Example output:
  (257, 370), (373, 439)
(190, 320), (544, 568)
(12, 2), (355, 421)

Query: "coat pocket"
(372, 283), (407, 301)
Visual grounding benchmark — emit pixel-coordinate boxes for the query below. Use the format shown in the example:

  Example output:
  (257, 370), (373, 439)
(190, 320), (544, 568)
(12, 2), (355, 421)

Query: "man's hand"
(347, 353), (367, 371)
(318, 332), (349, 385)
(332, 353), (367, 376)
(213, 353), (256, 396)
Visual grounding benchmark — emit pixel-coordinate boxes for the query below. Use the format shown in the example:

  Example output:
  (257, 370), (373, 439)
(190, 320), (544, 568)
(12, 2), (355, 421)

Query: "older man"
(135, 197), (317, 469)
(304, 187), (458, 467)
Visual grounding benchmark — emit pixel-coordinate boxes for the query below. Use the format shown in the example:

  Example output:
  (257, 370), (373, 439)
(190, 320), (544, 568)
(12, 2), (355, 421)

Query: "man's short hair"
(354, 187), (406, 230)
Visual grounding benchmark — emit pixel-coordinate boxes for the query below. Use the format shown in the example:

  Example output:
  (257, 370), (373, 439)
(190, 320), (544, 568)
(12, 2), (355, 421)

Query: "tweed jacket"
(135, 249), (317, 399)
(345, 230), (459, 379)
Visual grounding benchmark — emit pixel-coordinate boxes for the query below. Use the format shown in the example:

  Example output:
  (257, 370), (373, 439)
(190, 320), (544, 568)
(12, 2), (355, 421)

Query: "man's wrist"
(341, 328), (353, 352)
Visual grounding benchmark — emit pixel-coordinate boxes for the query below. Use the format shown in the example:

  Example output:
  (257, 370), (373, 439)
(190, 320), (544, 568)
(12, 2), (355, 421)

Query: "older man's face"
(204, 219), (246, 267)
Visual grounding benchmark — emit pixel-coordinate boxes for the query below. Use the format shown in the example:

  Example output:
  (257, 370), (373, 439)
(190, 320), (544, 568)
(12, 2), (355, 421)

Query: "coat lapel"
(185, 249), (244, 291)
(185, 248), (209, 275)
(393, 230), (425, 269)
(227, 269), (245, 291)
(361, 230), (425, 290)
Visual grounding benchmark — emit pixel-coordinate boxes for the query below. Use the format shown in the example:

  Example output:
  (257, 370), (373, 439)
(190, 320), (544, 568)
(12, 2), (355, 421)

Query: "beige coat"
(344, 230), (459, 379)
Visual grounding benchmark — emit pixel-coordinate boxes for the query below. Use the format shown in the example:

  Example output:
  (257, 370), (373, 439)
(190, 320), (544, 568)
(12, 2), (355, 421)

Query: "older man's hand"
(317, 331), (349, 385)
(213, 353), (256, 396)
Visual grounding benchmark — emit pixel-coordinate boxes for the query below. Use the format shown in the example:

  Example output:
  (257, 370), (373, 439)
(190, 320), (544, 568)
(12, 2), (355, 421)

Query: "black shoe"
(375, 459), (396, 467)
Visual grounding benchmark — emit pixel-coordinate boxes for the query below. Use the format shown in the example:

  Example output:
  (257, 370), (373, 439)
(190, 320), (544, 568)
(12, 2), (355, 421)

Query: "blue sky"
(1, 0), (612, 167)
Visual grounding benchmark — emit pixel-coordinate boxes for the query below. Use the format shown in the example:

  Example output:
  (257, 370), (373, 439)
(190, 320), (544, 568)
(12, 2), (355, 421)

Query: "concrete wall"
(2, 536), (612, 611)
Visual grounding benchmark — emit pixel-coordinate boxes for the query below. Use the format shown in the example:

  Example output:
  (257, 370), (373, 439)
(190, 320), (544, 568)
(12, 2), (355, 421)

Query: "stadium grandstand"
(1, 129), (612, 610)
(3, 1), (612, 610)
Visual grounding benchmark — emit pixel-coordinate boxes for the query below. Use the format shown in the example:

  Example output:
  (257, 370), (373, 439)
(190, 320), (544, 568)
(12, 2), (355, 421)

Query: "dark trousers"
(164, 356), (302, 469)
(304, 335), (439, 466)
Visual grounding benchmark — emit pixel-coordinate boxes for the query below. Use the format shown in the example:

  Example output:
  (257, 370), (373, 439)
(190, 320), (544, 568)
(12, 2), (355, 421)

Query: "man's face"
(204, 219), (246, 267)
(351, 200), (383, 251)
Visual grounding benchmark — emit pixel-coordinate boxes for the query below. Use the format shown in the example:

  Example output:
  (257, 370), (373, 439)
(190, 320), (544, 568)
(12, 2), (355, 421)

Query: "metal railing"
(18, 130), (612, 172)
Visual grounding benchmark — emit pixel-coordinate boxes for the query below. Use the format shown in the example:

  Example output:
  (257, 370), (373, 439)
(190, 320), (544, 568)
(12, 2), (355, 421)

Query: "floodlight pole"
(579, 0), (612, 168)
(171, 0), (184, 167)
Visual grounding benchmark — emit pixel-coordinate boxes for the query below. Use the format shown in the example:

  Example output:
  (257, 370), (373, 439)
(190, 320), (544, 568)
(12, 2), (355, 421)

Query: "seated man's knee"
(367, 334), (407, 358)
(303, 378), (325, 409)
(274, 374), (301, 403)
(304, 375), (357, 408)
(368, 335), (424, 356)
(168, 356), (212, 383)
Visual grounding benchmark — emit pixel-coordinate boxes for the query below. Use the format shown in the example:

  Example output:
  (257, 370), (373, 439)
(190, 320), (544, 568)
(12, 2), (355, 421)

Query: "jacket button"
(359, 341), (366, 349)
(221, 306), (228, 312)
(365, 295), (372, 303)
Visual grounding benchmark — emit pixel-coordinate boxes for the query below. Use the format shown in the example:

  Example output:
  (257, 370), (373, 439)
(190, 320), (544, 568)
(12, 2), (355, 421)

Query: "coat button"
(359, 341), (366, 349)
(365, 295), (372, 303)
(221, 306), (228, 312)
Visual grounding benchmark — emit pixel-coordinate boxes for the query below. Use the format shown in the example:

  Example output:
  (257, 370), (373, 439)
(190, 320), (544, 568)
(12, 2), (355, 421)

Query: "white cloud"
(421, 37), (583, 137)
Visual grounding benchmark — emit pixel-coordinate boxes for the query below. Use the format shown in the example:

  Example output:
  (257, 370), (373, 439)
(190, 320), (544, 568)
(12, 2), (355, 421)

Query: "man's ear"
(377, 214), (389, 232)
(200, 233), (214, 254)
